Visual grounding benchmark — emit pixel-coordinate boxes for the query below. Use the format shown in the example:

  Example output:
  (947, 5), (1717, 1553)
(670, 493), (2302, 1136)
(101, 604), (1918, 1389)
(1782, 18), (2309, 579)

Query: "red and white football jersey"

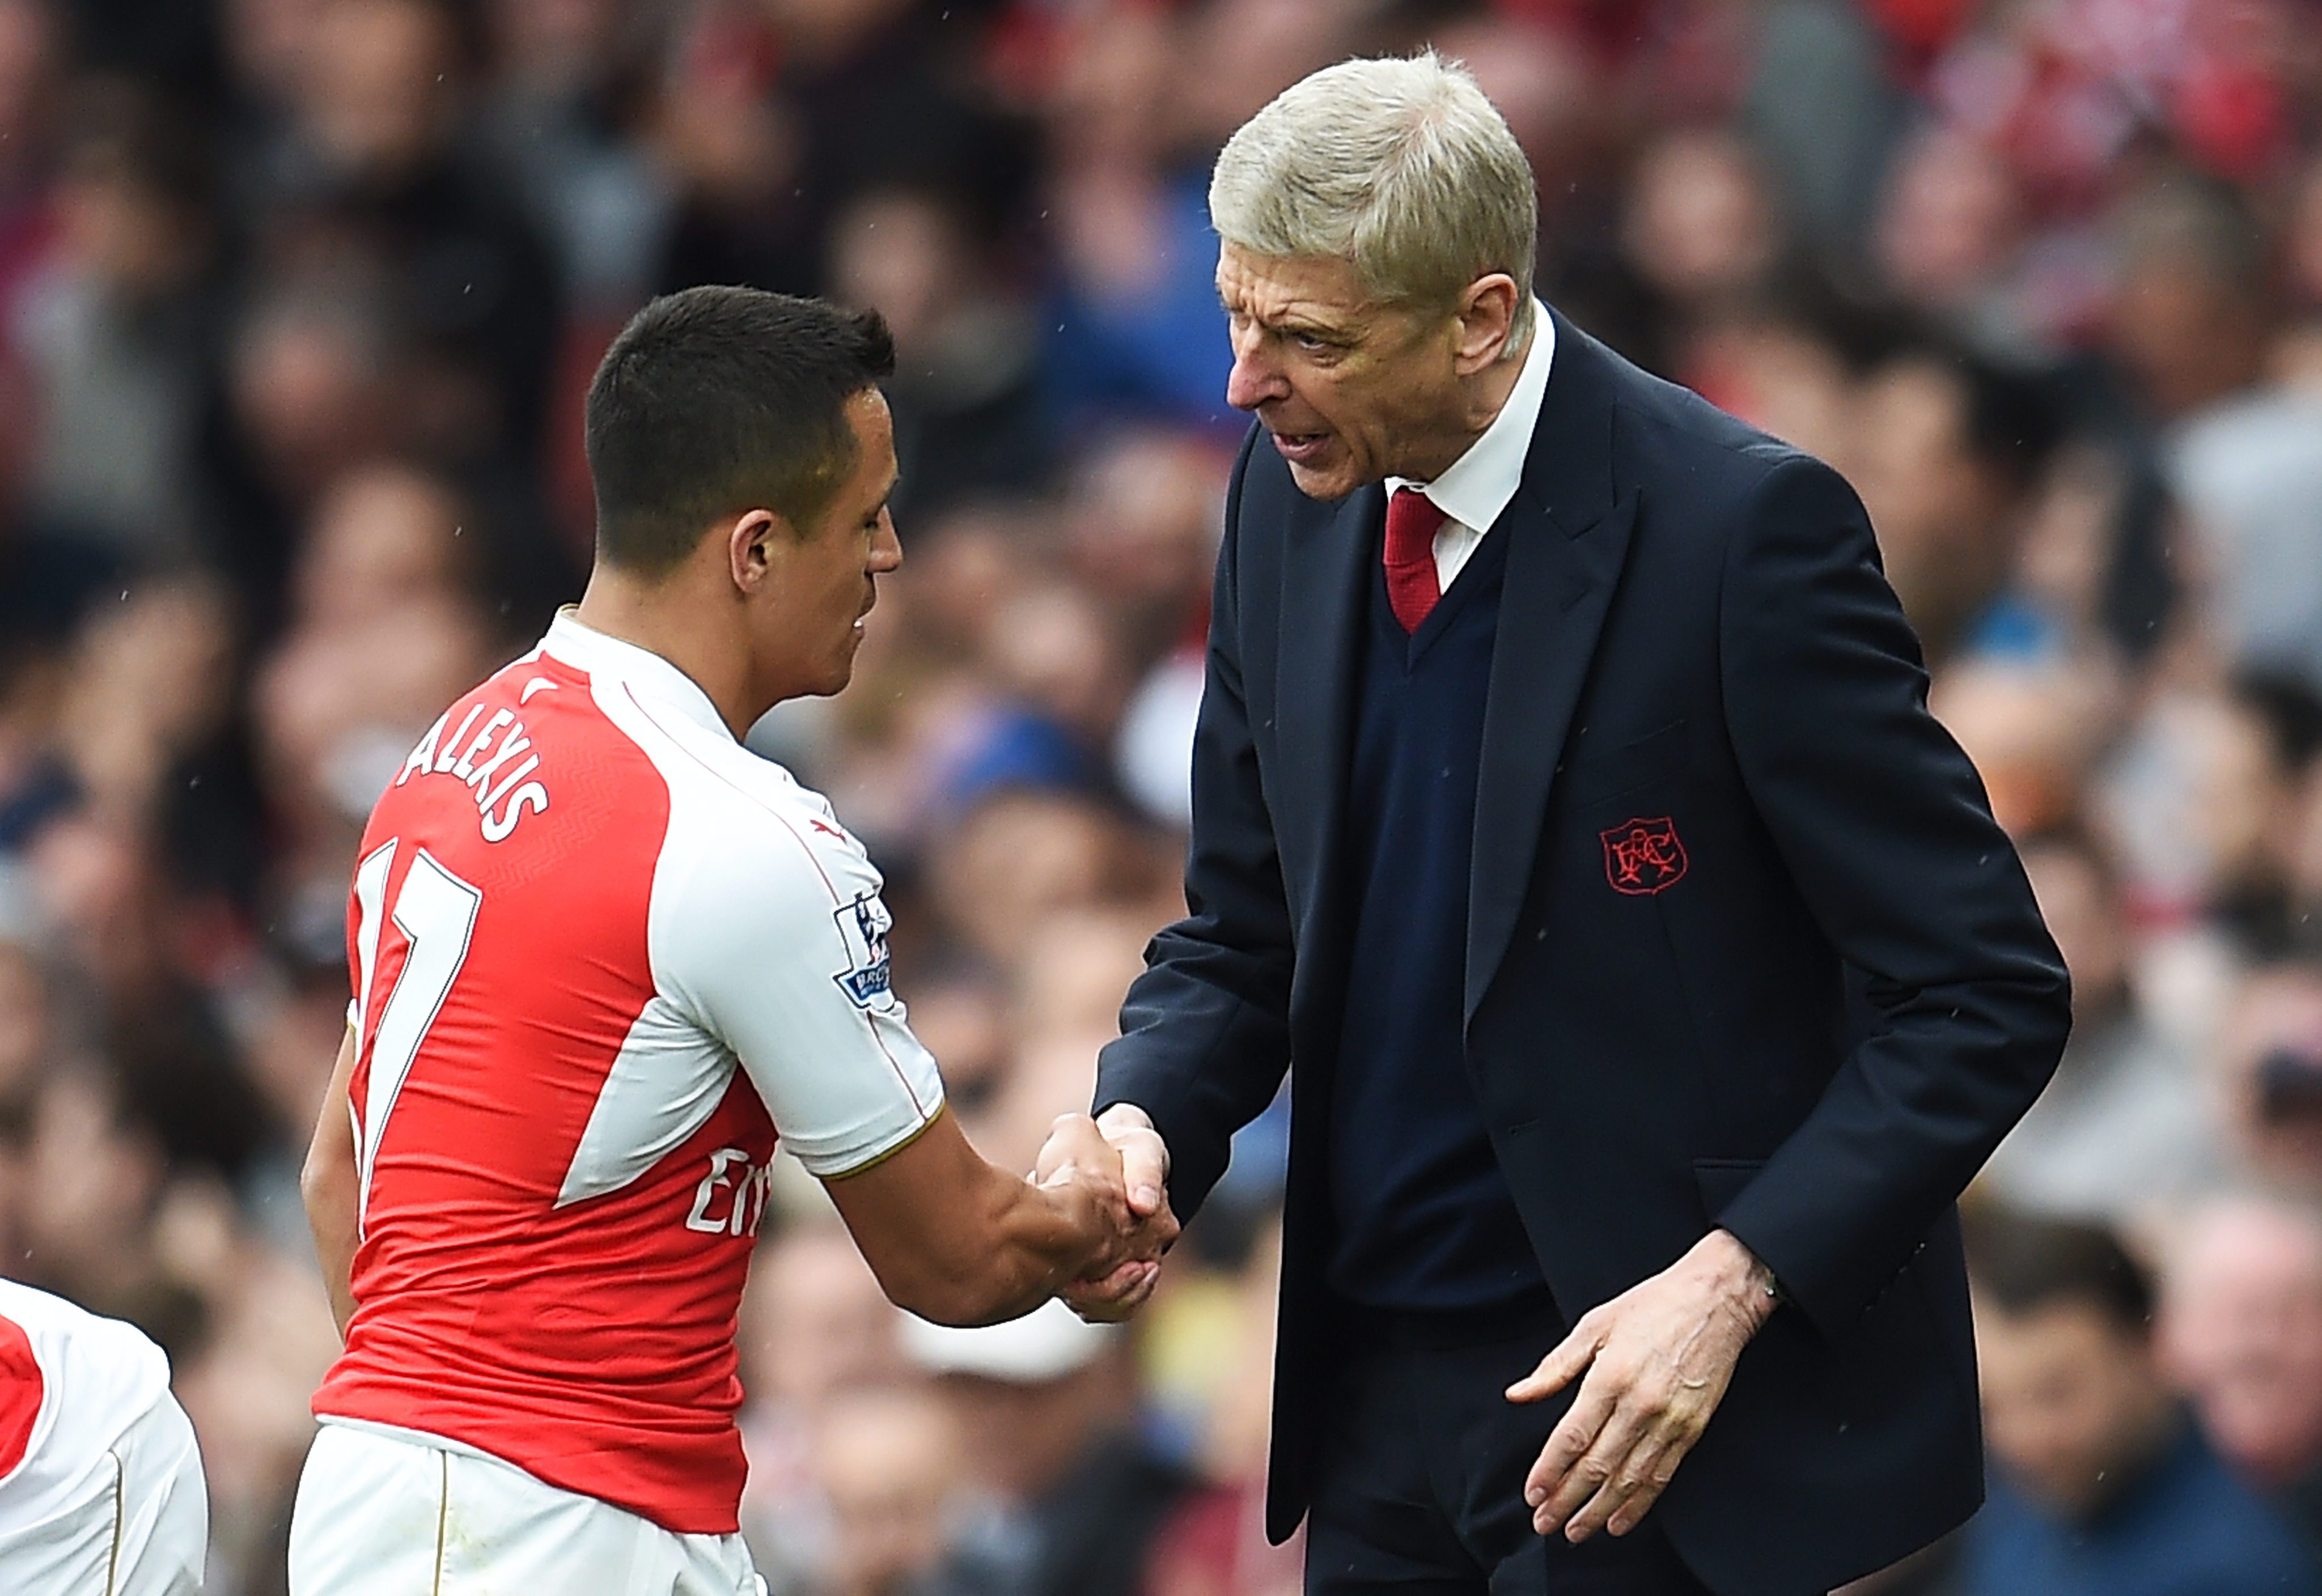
(312, 612), (943, 1535)
(0, 1279), (171, 1513)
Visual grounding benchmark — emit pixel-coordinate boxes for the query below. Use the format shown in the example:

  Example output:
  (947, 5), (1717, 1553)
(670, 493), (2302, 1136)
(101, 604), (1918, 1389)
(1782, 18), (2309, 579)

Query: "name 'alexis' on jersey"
(394, 684), (556, 842)
(314, 612), (943, 1537)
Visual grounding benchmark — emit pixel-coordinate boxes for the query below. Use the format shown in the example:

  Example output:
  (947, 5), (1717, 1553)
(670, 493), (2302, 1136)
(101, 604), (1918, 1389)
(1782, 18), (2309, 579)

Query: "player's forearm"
(906, 1164), (1128, 1326)
(303, 1028), (361, 1340)
(302, 1154), (358, 1340)
(828, 1110), (1140, 1327)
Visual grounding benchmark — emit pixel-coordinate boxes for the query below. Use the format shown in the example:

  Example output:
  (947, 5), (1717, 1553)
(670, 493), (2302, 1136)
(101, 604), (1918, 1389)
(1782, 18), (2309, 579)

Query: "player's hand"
(1037, 1104), (1176, 1322)
(1031, 1113), (1143, 1298)
(1505, 1229), (1775, 1543)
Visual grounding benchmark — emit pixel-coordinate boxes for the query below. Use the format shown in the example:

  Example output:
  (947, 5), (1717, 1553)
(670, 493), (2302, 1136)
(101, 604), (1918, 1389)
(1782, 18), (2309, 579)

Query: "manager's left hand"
(1506, 1229), (1777, 1543)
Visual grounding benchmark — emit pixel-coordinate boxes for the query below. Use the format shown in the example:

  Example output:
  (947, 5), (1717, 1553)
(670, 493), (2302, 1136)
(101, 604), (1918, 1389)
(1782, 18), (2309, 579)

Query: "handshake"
(1031, 1104), (1179, 1322)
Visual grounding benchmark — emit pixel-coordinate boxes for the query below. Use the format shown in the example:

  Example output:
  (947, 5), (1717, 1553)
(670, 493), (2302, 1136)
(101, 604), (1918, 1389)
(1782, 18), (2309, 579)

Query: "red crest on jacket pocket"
(1600, 816), (1688, 895)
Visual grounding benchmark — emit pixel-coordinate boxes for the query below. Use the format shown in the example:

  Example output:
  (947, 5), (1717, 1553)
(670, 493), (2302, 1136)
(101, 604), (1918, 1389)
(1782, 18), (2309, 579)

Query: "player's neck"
(573, 571), (764, 739)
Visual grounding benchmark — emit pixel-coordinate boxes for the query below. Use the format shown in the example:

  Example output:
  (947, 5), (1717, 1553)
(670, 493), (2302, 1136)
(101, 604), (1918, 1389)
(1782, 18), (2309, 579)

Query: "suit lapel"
(1276, 482), (1379, 975)
(1466, 317), (1638, 1022)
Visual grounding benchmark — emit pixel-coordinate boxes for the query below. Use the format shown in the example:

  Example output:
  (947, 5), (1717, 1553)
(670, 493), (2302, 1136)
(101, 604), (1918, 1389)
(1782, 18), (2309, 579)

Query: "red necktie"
(1384, 487), (1445, 634)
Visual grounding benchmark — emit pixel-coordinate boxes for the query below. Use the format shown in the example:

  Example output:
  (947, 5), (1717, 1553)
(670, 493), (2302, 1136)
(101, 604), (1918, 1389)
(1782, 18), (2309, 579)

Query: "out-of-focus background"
(1, 0), (2321, 1590)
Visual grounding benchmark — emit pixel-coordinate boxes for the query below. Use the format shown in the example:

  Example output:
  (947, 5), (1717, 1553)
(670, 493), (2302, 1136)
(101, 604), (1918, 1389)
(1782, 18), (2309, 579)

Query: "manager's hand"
(1506, 1229), (1776, 1543)
(1036, 1103), (1176, 1322)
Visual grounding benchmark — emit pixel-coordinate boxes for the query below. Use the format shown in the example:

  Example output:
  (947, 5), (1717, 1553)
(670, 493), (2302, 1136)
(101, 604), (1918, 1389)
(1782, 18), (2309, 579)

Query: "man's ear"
(1452, 274), (1521, 375)
(726, 509), (785, 595)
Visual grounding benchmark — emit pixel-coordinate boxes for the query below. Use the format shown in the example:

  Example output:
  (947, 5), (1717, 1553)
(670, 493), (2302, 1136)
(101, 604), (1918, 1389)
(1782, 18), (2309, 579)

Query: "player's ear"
(726, 508), (786, 595)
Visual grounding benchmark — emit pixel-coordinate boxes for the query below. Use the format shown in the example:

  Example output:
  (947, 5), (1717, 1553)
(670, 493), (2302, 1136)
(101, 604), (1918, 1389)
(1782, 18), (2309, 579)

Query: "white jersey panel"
(0, 1280), (172, 1525)
(594, 677), (944, 1178)
(557, 995), (743, 1209)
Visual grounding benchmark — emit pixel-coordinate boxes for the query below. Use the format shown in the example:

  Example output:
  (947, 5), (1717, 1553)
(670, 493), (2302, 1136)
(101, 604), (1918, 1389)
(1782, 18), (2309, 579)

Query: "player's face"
(1216, 243), (1474, 500)
(762, 388), (902, 699)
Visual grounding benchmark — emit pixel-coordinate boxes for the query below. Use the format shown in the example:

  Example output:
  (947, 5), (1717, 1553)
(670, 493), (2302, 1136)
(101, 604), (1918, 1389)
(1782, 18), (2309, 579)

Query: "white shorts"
(0, 1387), (209, 1596)
(288, 1421), (765, 1596)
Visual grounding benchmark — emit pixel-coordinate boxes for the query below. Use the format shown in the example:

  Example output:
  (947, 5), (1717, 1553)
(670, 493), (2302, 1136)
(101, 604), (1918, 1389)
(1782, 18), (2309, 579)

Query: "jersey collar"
(541, 609), (735, 741)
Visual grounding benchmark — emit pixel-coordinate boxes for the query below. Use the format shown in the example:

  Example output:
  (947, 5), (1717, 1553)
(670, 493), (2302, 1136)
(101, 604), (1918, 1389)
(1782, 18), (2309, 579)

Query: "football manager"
(1041, 52), (2071, 1596)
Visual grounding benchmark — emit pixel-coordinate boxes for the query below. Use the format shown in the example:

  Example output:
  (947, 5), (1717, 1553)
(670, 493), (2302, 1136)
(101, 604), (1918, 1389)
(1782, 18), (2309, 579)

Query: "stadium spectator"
(827, 185), (1052, 525)
(1961, 1207), (2317, 1596)
(1846, 337), (2066, 666)
(904, 1301), (1191, 1596)
(13, 84), (221, 567)
(2160, 1195), (2322, 1553)
(474, 0), (671, 313)
(813, 1383), (962, 1596)
(1927, 657), (2121, 839)
(1872, 126), (2033, 350)
(1617, 127), (1782, 369)
(262, 0), (561, 465)
(1981, 827), (2224, 1226)
(739, 1219), (915, 1592)
(2213, 962), (2322, 1200)
(2108, 180), (2274, 431)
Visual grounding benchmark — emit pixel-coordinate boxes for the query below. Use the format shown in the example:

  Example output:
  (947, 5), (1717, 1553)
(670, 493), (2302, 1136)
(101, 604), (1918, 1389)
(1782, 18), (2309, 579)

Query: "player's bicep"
(673, 852), (943, 1177)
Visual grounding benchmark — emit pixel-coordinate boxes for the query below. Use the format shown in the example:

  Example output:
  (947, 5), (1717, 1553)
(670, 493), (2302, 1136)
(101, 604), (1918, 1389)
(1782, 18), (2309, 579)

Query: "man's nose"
(1224, 334), (1289, 412)
(870, 513), (903, 572)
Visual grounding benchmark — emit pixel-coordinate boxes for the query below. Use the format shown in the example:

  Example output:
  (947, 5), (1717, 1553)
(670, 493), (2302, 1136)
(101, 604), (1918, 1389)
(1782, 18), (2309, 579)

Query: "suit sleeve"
(1095, 432), (1296, 1220)
(1711, 454), (2070, 1339)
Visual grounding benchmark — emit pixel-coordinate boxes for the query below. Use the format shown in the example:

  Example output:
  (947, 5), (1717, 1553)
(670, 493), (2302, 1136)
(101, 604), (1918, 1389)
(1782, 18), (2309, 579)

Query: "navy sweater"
(1326, 523), (1548, 1311)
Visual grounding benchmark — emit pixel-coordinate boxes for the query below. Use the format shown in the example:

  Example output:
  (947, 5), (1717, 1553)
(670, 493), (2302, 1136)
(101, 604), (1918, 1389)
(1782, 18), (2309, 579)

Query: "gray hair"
(1209, 52), (1538, 350)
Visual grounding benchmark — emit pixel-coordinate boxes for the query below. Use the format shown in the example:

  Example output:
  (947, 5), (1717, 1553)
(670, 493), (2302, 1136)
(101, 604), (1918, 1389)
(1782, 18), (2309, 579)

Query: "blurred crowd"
(0, 0), (2320, 1591)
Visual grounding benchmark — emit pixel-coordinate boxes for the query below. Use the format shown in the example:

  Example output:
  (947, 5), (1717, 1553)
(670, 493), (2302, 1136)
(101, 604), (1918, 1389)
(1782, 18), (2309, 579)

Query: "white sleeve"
(656, 817), (944, 1178)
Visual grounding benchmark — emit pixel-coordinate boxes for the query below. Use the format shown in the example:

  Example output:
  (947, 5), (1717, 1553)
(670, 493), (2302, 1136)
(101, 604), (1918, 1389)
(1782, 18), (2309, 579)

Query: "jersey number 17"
(347, 839), (482, 1232)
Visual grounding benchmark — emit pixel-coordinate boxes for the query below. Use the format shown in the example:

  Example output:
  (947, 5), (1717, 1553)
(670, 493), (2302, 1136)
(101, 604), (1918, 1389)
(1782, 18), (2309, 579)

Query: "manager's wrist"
(1703, 1228), (1782, 1335)
(1095, 1102), (1156, 1135)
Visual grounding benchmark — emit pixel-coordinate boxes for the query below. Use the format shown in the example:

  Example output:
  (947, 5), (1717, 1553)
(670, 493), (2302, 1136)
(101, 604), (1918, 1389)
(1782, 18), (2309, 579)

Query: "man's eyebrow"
(1265, 310), (1355, 343)
(1218, 296), (1350, 340)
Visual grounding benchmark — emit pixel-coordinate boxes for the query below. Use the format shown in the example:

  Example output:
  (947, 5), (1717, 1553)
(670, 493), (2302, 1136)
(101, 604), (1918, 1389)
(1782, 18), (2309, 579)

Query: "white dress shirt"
(1384, 299), (1556, 593)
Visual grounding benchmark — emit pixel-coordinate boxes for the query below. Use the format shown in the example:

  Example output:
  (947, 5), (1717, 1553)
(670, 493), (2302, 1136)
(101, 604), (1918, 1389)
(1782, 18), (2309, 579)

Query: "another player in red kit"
(289, 287), (1172, 1595)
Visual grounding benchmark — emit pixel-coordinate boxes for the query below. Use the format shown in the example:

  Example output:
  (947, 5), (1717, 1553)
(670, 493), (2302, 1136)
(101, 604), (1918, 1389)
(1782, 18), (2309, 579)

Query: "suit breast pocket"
(1560, 719), (1690, 807)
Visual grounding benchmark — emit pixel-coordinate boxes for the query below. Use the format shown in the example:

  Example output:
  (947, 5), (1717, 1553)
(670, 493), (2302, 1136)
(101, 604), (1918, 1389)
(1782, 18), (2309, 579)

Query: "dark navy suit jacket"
(1094, 313), (2072, 1595)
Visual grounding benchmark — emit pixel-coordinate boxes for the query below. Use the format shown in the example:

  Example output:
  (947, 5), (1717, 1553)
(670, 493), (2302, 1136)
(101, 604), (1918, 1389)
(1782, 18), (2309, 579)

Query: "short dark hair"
(1964, 1206), (2154, 1334)
(1864, 337), (2063, 494)
(2232, 668), (2322, 771)
(584, 286), (896, 577)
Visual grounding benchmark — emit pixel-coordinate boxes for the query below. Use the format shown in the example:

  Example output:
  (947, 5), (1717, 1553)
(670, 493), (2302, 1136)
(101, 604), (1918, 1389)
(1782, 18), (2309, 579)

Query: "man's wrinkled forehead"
(1215, 245), (1378, 338)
